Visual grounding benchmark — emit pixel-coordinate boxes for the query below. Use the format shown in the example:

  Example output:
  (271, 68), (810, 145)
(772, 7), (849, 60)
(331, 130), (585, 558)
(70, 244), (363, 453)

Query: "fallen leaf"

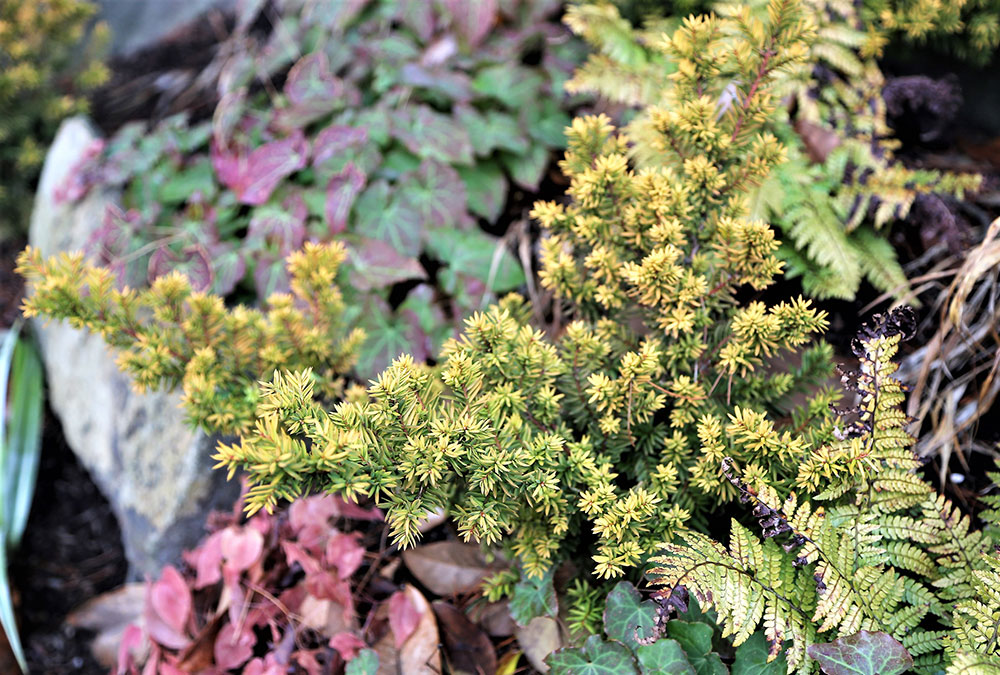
(402, 541), (505, 597)
(515, 616), (563, 674)
(389, 590), (422, 648)
(496, 651), (521, 675)
(145, 566), (192, 650)
(330, 632), (367, 661)
(221, 526), (264, 573)
(299, 595), (354, 636)
(398, 585), (441, 675)
(467, 600), (516, 637)
(326, 532), (366, 580)
(432, 601), (497, 675)
(213, 622), (255, 670)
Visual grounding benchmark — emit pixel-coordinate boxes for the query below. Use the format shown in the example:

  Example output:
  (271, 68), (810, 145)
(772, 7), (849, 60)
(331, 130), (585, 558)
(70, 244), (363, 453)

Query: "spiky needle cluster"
(215, 0), (838, 581)
(18, 242), (364, 434)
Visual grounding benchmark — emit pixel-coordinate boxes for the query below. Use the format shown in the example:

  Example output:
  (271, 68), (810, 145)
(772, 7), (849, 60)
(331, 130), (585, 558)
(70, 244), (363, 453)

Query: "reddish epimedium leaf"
(248, 204), (307, 254)
(276, 52), (358, 129)
(214, 622), (255, 670)
(348, 237), (426, 292)
(444, 0), (498, 49)
(54, 137), (106, 204)
(397, 0), (435, 41)
(325, 532), (366, 580)
(313, 125), (369, 169)
(211, 131), (309, 205)
(388, 590), (422, 649)
(330, 632), (367, 661)
(325, 162), (366, 234)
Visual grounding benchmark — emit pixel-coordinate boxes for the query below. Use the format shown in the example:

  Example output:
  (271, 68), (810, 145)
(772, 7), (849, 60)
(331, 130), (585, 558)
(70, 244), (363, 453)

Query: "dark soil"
(0, 235), (25, 329)
(9, 409), (127, 675)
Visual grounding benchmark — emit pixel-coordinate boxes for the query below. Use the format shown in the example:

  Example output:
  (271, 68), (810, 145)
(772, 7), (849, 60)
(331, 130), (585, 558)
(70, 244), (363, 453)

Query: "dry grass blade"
(901, 218), (1000, 484)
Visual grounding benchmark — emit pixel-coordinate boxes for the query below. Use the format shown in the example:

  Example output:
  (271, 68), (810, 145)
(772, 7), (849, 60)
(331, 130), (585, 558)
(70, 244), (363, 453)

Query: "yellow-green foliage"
(214, 0), (838, 582)
(649, 308), (998, 674)
(863, 0), (1000, 63)
(0, 0), (108, 234)
(566, 0), (980, 300)
(17, 242), (364, 435)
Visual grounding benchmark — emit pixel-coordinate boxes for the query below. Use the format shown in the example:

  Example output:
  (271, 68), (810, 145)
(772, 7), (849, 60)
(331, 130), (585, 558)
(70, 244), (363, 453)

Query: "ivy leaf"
(806, 631), (912, 675)
(397, 160), (469, 229)
(354, 179), (422, 257)
(731, 632), (787, 675)
(501, 145), (549, 191)
(666, 622), (727, 675)
(347, 237), (426, 293)
(274, 52), (358, 129)
(509, 569), (557, 626)
(391, 105), (474, 166)
(472, 64), (545, 109)
(546, 635), (637, 675)
(158, 158), (216, 205)
(345, 648), (379, 675)
(603, 581), (660, 650)
(455, 106), (529, 157)
(325, 163), (367, 235)
(312, 125), (368, 169)
(247, 205), (306, 254)
(211, 132), (309, 206)
(396, 0), (435, 41)
(457, 162), (507, 221)
(442, 0), (497, 49)
(426, 229), (525, 296)
(635, 639), (696, 675)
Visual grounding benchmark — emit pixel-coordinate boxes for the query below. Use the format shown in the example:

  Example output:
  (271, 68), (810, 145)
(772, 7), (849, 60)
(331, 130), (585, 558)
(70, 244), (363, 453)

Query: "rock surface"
(29, 117), (239, 579)
(95, 0), (236, 57)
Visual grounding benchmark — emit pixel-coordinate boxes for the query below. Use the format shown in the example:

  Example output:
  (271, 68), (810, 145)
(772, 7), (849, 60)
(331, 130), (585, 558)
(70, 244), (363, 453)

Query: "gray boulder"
(28, 117), (239, 579)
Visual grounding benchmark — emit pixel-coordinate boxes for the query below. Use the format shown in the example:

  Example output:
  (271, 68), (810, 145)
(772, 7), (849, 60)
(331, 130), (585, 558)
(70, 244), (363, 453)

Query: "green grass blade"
(0, 321), (44, 674)
(6, 337), (44, 548)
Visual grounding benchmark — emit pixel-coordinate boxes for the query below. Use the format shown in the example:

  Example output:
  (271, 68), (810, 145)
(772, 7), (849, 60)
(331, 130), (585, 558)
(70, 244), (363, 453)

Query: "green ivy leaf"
(455, 106), (530, 157)
(603, 581), (659, 650)
(500, 145), (549, 191)
(509, 569), (557, 626)
(425, 229), (525, 296)
(472, 64), (545, 109)
(345, 648), (379, 675)
(391, 105), (474, 166)
(731, 632), (787, 675)
(665, 622), (727, 675)
(158, 158), (216, 205)
(457, 162), (508, 222)
(397, 160), (469, 229)
(353, 179), (422, 257)
(635, 639), (696, 675)
(806, 631), (912, 675)
(547, 635), (637, 675)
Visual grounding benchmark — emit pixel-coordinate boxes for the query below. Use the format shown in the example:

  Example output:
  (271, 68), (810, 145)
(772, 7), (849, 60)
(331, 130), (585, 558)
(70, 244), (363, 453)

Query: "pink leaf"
(144, 566), (191, 650)
(312, 125), (368, 168)
(325, 163), (367, 234)
(282, 541), (322, 576)
(289, 495), (341, 534)
(214, 622), (256, 669)
(221, 526), (265, 572)
(190, 531), (224, 589)
(334, 495), (384, 522)
(388, 589), (422, 649)
(325, 533), (366, 580)
(116, 623), (145, 671)
(444, 0), (498, 48)
(329, 632), (367, 661)
(211, 131), (309, 205)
